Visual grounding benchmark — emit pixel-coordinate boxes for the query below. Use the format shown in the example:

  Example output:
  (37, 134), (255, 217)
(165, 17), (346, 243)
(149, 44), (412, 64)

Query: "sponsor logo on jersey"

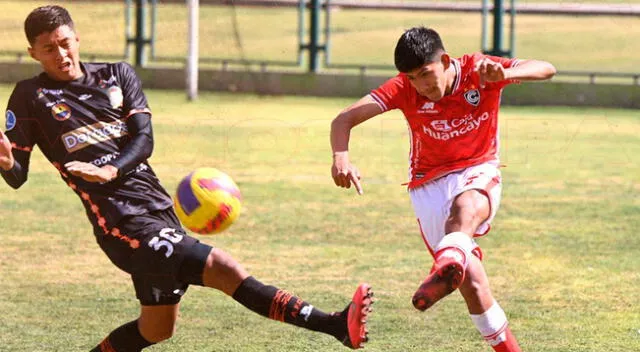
(108, 86), (124, 109)
(61, 120), (128, 153)
(430, 120), (452, 131)
(51, 103), (72, 121)
(5, 110), (16, 131)
(36, 88), (64, 99)
(422, 112), (490, 141)
(78, 94), (93, 101)
(90, 152), (120, 167)
(464, 89), (480, 106)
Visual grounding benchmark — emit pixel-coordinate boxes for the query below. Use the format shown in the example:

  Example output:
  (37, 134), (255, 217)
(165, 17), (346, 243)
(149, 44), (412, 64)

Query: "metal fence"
(1, 0), (638, 85)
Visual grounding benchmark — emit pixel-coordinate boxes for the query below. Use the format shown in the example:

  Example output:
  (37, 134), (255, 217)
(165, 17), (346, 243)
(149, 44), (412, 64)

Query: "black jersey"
(4, 62), (173, 235)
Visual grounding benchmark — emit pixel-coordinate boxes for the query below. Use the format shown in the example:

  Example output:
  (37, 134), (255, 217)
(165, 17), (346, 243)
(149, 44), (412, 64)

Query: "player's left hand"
(474, 57), (507, 87)
(65, 161), (118, 183)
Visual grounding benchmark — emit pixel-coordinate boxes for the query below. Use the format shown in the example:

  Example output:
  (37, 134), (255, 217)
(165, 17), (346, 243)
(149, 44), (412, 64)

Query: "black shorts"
(96, 208), (212, 305)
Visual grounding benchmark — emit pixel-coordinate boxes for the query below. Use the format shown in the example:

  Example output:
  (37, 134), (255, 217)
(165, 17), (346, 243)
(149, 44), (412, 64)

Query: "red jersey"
(370, 52), (520, 188)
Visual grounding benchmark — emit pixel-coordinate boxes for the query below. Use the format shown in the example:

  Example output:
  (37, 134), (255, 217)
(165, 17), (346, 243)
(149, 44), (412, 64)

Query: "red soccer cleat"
(412, 249), (465, 311)
(341, 283), (373, 349)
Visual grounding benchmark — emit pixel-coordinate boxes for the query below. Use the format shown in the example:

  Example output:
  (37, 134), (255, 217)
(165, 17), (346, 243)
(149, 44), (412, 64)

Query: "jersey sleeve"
(117, 62), (151, 118)
(369, 75), (407, 112)
(5, 83), (36, 152)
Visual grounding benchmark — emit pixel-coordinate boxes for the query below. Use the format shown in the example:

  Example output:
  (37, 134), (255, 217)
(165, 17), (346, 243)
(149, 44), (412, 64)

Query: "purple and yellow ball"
(174, 167), (242, 234)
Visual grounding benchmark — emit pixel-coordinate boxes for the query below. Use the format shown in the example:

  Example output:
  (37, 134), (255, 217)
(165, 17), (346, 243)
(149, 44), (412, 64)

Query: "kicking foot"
(412, 253), (464, 311)
(338, 283), (373, 349)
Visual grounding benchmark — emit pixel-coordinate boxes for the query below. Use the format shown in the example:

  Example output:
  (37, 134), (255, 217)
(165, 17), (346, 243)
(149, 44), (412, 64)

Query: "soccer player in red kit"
(330, 27), (555, 351)
(0, 5), (372, 351)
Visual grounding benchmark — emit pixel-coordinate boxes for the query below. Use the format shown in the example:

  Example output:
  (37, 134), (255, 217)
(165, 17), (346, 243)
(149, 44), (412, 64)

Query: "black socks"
(232, 276), (346, 340)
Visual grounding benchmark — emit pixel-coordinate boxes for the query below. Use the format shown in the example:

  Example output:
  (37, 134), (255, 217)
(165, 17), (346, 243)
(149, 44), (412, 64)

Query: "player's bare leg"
(138, 304), (180, 342)
(412, 190), (488, 310)
(203, 248), (373, 349)
(414, 189), (521, 351)
(460, 254), (522, 351)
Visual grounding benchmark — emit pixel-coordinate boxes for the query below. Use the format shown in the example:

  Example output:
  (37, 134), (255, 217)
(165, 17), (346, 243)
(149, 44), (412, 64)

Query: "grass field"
(0, 84), (638, 351)
(0, 0), (638, 73)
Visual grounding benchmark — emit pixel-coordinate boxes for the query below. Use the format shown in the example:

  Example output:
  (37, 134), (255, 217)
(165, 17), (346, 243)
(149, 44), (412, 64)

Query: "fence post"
(492, 0), (504, 55)
(483, 0), (514, 57)
(135, 0), (148, 67)
(308, 0), (321, 72)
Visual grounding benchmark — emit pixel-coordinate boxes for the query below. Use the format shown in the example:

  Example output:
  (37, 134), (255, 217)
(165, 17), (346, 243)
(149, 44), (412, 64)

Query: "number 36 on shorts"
(147, 228), (184, 258)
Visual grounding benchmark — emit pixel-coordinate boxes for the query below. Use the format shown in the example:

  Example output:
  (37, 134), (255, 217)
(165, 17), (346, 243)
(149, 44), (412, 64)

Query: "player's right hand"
(0, 130), (14, 171)
(332, 151), (363, 195)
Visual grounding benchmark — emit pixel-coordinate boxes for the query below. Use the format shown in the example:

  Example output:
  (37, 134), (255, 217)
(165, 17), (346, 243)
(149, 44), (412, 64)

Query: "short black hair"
(394, 27), (445, 73)
(24, 5), (75, 45)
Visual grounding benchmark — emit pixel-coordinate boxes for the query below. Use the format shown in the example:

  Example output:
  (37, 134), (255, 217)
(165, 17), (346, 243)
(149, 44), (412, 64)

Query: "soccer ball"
(174, 167), (242, 234)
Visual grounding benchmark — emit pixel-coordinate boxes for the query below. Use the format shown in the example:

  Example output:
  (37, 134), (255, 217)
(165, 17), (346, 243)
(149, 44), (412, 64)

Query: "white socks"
(470, 301), (509, 346)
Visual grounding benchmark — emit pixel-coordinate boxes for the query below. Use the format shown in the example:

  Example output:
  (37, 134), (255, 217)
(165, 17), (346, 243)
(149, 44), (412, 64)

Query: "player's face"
(28, 25), (82, 81)
(406, 58), (448, 101)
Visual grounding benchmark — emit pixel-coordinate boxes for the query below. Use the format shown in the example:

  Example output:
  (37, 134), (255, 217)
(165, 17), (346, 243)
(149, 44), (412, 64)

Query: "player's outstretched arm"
(504, 59), (556, 81)
(475, 57), (556, 84)
(330, 95), (383, 195)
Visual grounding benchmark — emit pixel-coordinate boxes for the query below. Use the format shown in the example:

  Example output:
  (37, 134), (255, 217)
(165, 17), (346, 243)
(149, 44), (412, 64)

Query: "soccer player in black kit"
(0, 5), (372, 351)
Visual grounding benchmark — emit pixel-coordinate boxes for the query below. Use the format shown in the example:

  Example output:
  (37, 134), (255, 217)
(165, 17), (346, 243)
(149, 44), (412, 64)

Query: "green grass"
(0, 0), (638, 73)
(0, 84), (639, 351)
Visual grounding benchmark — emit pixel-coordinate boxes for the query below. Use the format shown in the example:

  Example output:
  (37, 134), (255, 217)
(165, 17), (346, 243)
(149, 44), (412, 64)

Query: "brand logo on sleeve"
(61, 120), (128, 153)
(5, 110), (16, 131)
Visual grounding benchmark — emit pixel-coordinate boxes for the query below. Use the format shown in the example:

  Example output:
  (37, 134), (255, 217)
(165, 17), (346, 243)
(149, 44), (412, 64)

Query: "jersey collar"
(450, 57), (462, 95)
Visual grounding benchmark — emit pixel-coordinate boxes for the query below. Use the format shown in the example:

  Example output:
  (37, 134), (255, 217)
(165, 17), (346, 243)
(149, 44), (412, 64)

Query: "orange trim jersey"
(3, 62), (172, 235)
(369, 53), (520, 189)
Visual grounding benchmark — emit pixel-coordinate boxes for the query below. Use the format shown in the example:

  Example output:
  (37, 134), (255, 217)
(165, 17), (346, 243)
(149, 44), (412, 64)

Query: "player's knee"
(202, 248), (249, 294)
(205, 248), (243, 273)
(448, 193), (489, 229)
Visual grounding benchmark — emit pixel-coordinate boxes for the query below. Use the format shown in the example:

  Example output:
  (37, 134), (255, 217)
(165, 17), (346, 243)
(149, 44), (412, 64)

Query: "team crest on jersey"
(5, 110), (16, 131)
(98, 76), (118, 89)
(464, 89), (480, 106)
(108, 86), (124, 109)
(51, 103), (71, 121)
